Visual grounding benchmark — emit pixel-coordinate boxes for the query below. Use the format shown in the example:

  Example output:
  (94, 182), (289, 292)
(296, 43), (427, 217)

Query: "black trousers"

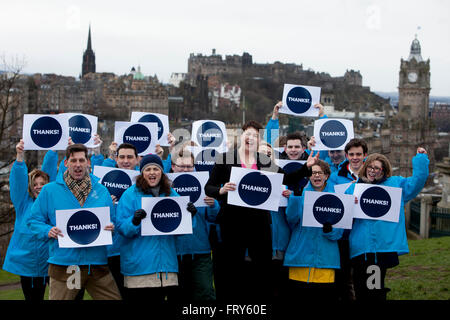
(108, 255), (125, 299)
(351, 252), (398, 301)
(20, 276), (48, 301)
(285, 279), (338, 302)
(219, 209), (273, 302)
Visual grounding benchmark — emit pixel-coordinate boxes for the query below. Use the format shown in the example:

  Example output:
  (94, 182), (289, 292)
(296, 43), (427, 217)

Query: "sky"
(1, 0), (449, 96)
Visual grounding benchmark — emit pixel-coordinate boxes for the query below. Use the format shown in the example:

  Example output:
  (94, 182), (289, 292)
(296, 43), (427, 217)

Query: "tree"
(0, 54), (27, 169)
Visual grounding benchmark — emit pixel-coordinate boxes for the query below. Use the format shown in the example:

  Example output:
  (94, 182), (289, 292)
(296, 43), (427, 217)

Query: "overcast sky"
(1, 0), (449, 96)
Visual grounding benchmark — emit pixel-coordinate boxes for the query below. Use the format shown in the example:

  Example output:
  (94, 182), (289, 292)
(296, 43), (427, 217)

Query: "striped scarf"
(63, 170), (92, 206)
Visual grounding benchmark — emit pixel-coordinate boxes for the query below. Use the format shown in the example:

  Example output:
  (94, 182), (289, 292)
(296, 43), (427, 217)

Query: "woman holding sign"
(2, 140), (50, 300)
(345, 148), (429, 300)
(205, 120), (318, 301)
(284, 160), (343, 301)
(116, 154), (197, 301)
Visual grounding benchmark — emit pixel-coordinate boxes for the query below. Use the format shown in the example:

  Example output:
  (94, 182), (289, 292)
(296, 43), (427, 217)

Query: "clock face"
(408, 72), (418, 83)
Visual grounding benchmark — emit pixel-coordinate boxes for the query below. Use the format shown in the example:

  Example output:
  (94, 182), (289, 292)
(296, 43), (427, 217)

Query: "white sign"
(93, 166), (140, 201)
(141, 196), (192, 236)
(114, 121), (158, 156)
(353, 184), (402, 222)
(280, 84), (321, 117)
(186, 146), (218, 172)
(167, 171), (209, 207)
(55, 207), (112, 248)
(312, 118), (354, 151)
(228, 167), (284, 211)
(334, 182), (353, 194)
(302, 191), (355, 229)
(130, 112), (170, 146)
(64, 113), (98, 148)
(23, 114), (69, 150)
(191, 120), (228, 151)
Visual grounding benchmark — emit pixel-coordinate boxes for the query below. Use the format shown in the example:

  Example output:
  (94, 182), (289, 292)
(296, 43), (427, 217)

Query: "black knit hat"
(139, 154), (164, 173)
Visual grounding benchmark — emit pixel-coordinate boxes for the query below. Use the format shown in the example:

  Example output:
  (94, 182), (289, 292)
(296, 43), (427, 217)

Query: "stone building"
(388, 35), (437, 176)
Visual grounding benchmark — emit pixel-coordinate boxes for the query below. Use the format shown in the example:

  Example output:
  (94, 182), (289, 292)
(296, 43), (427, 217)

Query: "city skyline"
(1, 0), (449, 96)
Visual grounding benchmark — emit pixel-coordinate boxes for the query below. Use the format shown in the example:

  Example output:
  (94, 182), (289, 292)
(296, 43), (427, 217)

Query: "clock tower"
(389, 35), (435, 177)
(398, 35), (431, 119)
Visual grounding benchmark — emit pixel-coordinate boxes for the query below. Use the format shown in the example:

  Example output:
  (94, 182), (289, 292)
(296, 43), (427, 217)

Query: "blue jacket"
(116, 185), (180, 276)
(284, 182), (343, 269)
(264, 119), (279, 146)
(2, 161), (49, 277)
(345, 153), (429, 259)
(176, 200), (220, 256)
(328, 160), (357, 186)
(271, 207), (291, 254)
(27, 173), (114, 266)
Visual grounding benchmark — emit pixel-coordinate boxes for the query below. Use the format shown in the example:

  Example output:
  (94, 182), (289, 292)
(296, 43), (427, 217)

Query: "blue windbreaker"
(176, 200), (220, 256)
(2, 161), (49, 277)
(270, 207), (291, 254)
(284, 182), (344, 269)
(345, 153), (429, 259)
(116, 185), (180, 276)
(27, 173), (114, 266)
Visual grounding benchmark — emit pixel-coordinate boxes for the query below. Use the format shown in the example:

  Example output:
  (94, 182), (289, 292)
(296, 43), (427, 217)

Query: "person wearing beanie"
(116, 153), (197, 301)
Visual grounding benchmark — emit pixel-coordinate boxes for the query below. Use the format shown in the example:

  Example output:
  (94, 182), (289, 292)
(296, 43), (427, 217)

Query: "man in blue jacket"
(28, 144), (121, 300)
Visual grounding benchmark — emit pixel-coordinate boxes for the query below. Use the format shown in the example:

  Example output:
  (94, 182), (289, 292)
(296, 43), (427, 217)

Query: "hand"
(219, 182), (237, 195)
(314, 103), (324, 117)
(132, 209), (147, 226)
(417, 147), (427, 154)
(306, 152), (320, 168)
(354, 196), (358, 204)
(104, 223), (114, 232)
(167, 132), (176, 152)
(48, 227), (63, 239)
(111, 195), (118, 203)
(16, 139), (25, 162)
(282, 189), (292, 198)
(203, 196), (215, 207)
(322, 222), (332, 234)
(307, 136), (316, 151)
(187, 202), (198, 217)
(109, 142), (118, 159)
(91, 134), (102, 155)
(68, 137), (74, 146)
(272, 101), (282, 120)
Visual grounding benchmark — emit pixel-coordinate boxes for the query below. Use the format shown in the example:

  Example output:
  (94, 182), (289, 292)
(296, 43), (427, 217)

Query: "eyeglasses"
(175, 164), (194, 169)
(311, 171), (324, 176)
(367, 165), (382, 173)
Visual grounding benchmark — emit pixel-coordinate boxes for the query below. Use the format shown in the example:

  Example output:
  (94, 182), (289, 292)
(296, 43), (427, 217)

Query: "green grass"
(386, 236), (450, 300)
(1, 237), (449, 300)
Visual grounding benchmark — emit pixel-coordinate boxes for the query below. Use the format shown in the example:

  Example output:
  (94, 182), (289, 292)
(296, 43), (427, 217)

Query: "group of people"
(2, 102), (429, 302)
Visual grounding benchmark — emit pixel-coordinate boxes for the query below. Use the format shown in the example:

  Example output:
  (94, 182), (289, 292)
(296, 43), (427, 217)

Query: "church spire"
(87, 24), (92, 51)
(82, 25), (96, 77)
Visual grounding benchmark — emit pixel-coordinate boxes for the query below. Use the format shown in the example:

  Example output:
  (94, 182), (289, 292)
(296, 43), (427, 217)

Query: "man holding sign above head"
(27, 144), (121, 300)
(284, 160), (343, 302)
(205, 120), (318, 301)
(115, 154), (197, 302)
(345, 148), (429, 301)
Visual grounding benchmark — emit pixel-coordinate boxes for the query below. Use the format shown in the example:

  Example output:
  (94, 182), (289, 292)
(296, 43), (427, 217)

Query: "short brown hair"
(66, 144), (88, 160)
(28, 169), (50, 199)
(345, 138), (368, 155)
(286, 131), (308, 149)
(242, 120), (263, 132)
(360, 153), (392, 180)
(311, 160), (331, 177)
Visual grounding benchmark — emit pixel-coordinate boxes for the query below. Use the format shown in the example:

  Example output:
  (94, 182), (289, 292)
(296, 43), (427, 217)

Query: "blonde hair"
(28, 169), (50, 199)
(360, 153), (392, 180)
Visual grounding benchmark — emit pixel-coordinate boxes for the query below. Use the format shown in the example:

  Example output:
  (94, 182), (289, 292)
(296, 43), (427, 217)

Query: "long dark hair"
(136, 170), (172, 196)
